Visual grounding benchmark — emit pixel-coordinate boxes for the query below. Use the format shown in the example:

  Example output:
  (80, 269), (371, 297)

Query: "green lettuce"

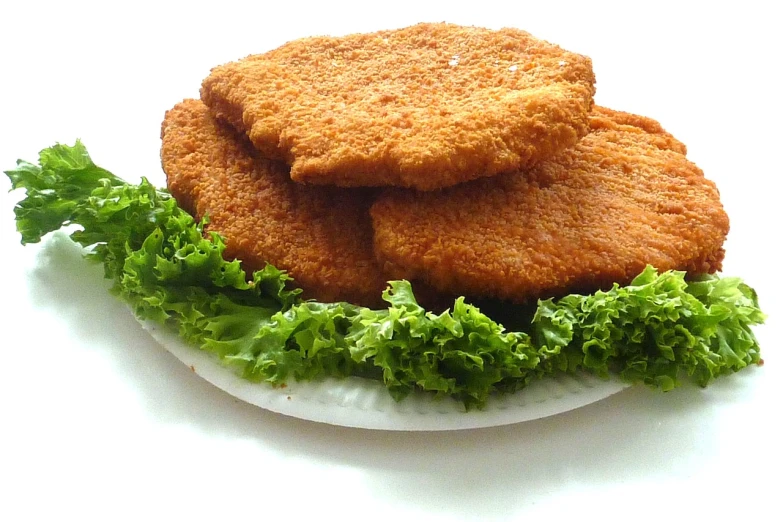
(4, 142), (766, 408)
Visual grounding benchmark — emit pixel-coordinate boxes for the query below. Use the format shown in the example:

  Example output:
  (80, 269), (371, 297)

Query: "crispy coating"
(370, 107), (729, 303)
(201, 22), (596, 191)
(160, 99), (387, 306)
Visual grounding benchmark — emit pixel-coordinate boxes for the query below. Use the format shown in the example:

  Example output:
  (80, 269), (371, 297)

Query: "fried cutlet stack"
(161, 23), (729, 307)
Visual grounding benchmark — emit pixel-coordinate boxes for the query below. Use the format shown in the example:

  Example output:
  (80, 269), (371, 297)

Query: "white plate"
(141, 319), (631, 430)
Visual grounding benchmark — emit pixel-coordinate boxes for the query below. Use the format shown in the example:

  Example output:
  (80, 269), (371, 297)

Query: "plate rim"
(140, 319), (631, 431)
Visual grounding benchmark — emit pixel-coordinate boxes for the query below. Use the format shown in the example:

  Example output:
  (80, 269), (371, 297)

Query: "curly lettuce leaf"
(532, 267), (764, 392)
(4, 142), (766, 409)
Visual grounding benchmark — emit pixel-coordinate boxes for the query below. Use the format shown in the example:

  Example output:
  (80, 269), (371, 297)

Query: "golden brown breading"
(160, 99), (387, 306)
(201, 22), (595, 191)
(370, 107), (729, 303)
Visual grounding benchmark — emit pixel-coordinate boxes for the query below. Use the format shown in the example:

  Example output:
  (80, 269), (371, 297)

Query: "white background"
(1, 1), (781, 520)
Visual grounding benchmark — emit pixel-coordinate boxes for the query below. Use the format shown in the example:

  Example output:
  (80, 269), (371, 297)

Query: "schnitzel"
(370, 107), (729, 302)
(201, 23), (595, 191)
(160, 99), (386, 306)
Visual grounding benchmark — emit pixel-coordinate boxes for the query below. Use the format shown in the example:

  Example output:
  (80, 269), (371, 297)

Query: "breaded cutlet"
(160, 99), (387, 306)
(370, 106), (729, 303)
(201, 22), (596, 191)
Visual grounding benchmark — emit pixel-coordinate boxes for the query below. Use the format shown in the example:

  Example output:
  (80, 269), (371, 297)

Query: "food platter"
(141, 319), (631, 431)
